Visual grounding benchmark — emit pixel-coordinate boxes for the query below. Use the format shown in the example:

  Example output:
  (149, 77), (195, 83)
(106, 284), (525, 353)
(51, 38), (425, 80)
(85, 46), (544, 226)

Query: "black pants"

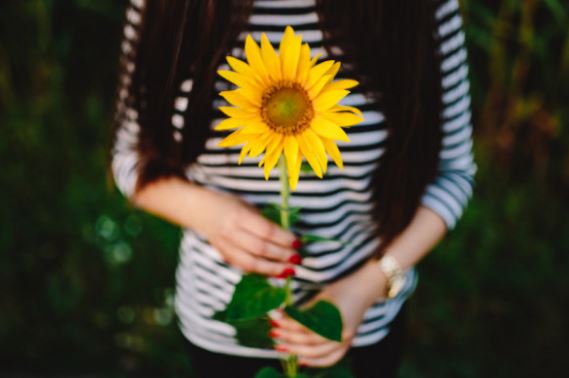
(185, 302), (408, 378)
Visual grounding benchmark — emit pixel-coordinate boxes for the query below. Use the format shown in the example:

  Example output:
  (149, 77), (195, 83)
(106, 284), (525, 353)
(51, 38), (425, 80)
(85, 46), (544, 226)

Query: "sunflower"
(215, 25), (364, 191)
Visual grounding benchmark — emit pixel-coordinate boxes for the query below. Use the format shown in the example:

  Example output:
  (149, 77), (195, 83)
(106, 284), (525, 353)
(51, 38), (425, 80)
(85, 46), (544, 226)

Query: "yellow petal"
(245, 34), (270, 85)
(303, 128), (328, 174)
(213, 117), (248, 131)
(289, 151), (303, 190)
(217, 69), (263, 92)
(313, 89), (350, 111)
(238, 143), (252, 164)
(288, 152), (301, 191)
(248, 133), (272, 157)
(323, 79), (359, 92)
(310, 52), (323, 67)
(321, 137), (344, 170)
(311, 116), (350, 142)
(235, 86), (262, 107)
(297, 132), (323, 178)
(296, 43), (312, 84)
(280, 26), (302, 81)
(283, 135), (299, 176)
(321, 111), (364, 127)
(260, 32), (281, 81)
(308, 74), (333, 100)
(219, 106), (258, 119)
(226, 56), (265, 87)
(330, 104), (363, 117)
(219, 89), (259, 109)
(263, 134), (284, 180)
(306, 60), (335, 90)
(218, 130), (249, 147)
(241, 121), (270, 135)
(324, 61), (341, 79)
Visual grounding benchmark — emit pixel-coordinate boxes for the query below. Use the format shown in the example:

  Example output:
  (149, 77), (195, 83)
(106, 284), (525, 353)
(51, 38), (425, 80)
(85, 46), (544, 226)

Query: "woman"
(109, 0), (476, 376)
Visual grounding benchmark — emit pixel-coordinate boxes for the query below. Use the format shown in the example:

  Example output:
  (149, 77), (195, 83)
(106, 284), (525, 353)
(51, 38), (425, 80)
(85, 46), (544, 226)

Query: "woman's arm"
(270, 0), (478, 367)
(331, 0), (479, 309)
(346, 205), (448, 307)
(109, 0), (301, 278)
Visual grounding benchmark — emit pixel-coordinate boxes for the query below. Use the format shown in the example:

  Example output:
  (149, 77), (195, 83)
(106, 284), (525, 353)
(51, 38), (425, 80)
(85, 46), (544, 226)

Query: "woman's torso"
(173, 0), (418, 358)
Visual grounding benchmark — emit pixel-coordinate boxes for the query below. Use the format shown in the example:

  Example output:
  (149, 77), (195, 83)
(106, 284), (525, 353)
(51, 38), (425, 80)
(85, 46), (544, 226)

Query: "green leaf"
(255, 366), (284, 378)
(300, 161), (313, 173)
(261, 203), (281, 225)
(300, 233), (351, 247)
(284, 300), (343, 342)
(213, 274), (286, 322)
(261, 203), (301, 227)
(233, 316), (275, 349)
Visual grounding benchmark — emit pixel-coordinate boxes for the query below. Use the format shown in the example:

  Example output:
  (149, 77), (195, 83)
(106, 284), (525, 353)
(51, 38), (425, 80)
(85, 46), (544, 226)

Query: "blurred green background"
(1, 0), (568, 376)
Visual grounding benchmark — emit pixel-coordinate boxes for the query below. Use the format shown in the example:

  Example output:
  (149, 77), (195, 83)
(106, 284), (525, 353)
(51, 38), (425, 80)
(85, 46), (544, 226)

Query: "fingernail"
(288, 254), (303, 265)
(268, 329), (279, 338)
(276, 267), (295, 278)
(275, 345), (288, 352)
(269, 319), (280, 328)
(291, 239), (303, 249)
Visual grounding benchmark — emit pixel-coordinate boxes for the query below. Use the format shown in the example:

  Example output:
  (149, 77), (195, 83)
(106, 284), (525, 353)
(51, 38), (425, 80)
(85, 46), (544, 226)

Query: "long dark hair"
(110, 0), (443, 258)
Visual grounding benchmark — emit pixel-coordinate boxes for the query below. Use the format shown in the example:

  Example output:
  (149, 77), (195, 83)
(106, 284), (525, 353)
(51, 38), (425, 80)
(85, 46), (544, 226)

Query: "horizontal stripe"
(254, 0), (317, 9)
(249, 12), (318, 26)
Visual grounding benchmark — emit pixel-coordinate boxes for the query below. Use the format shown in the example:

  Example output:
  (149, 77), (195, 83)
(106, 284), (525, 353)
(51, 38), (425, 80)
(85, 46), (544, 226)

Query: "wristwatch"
(376, 255), (407, 299)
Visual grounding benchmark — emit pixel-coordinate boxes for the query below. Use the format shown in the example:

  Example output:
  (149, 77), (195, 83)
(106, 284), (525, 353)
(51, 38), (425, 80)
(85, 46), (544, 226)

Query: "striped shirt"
(111, 0), (477, 359)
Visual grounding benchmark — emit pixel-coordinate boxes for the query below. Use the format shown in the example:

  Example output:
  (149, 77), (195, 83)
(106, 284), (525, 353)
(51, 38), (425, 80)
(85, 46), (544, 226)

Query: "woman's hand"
(188, 187), (302, 277)
(268, 259), (388, 367)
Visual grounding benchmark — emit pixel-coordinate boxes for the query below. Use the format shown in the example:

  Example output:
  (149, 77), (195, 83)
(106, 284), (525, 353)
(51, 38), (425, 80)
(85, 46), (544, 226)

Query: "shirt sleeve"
(110, 0), (192, 201)
(110, 0), (147, 201)
(419, 0), (478, 231)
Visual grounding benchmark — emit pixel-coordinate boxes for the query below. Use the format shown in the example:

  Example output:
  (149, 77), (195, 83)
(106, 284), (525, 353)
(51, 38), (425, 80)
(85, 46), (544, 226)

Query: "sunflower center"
(261, 80), (314, 135)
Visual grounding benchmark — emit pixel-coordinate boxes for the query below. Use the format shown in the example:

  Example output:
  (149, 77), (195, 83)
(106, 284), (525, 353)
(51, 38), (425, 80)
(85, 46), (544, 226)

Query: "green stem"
(277, 154), (298, 377)
(278, 154), (290, 230)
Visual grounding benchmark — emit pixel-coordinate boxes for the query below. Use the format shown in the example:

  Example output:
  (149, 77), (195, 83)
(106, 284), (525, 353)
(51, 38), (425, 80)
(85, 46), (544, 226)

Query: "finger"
(225, 227), (300, 264)
(270, 327), (326, 346)
(271, 311), (355, 347)
(297, 346), (349, 368)
(238, 209), (299, 249)
(214, 238), (291, 276)
(270, 311), (311, 334)
(275, 339), (343, 359)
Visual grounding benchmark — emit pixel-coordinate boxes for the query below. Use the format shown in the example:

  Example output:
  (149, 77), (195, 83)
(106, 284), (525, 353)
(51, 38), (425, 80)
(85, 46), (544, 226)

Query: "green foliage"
(233, 316), (275, 349)
(261, 203), (301, 227)
(254, 358), (353, 378)
(213, 274), (286, 322)
(284, 301), (343, 342)
(256, 367), (285, 378)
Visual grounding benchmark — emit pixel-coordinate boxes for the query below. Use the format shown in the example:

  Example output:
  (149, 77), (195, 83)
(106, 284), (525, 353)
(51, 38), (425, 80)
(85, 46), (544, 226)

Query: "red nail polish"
(269, 319), (280, 328)
(276, 267), (295, 278)
(288, 254), (303, 264)
(275, 345), (288, 352)
(268, 329), (279, 338)
(291, 239), (303, 249)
